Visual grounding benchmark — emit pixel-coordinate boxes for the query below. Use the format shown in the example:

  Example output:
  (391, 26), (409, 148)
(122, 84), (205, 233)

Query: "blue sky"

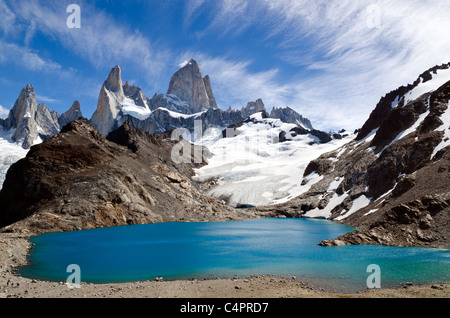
(1, 0), (450, 131)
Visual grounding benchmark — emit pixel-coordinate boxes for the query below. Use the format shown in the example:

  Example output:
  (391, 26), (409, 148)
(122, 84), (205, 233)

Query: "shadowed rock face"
(356, 62), (450, 141)
(0, 118), (251, 234)
(58, 101), (82, 128)
(252, 63), (450, 249)
(167, 59), (218, 113)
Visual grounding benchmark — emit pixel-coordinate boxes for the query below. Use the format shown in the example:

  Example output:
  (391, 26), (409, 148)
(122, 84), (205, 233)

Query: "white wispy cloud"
(0, 104), (9, 118)
(0, 39), (63, 72)
(35, 94), (61, 104)
(184, 0), (450, 130)
(0, 0), (16, 35)
(9, 0), (170, 80)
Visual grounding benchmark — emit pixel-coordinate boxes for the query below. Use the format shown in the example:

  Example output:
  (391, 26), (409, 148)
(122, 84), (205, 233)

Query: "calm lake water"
(20, 218), (450, 292)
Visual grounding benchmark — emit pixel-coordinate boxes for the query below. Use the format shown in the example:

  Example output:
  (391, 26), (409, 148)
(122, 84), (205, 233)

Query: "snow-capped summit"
(0, 85), (83, 189)
(270, 106), (313, 130)
(3, 84), (60, 149)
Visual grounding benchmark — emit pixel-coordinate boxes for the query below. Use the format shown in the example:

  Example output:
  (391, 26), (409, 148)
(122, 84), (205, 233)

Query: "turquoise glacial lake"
(20, 218), (450, 292)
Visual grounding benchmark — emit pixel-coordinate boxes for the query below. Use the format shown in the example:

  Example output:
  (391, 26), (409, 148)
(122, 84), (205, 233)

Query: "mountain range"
(254, 62), (450, 249)
(0, 60), (449, 249)
(90, 59), (315, 138)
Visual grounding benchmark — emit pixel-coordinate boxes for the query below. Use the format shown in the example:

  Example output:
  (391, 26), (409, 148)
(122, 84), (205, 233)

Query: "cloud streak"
(0, 39), (63, 72)
(2, 0), (450, 131)
(185, 0), (450, 130)
(8, 0), (170, 80)
(0, 104), (9, 117)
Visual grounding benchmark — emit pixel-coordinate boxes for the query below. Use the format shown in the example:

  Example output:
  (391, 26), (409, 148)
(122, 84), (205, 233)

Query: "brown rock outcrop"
(0, 118), (251, 235)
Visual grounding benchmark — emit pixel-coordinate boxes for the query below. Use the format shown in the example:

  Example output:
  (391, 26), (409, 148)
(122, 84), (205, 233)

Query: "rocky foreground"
(0, 118), (276, 234)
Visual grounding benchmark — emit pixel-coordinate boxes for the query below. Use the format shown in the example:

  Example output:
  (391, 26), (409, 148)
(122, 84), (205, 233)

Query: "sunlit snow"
(404, 68), (450, 104)
(335, 195), (372, 221)
(194, 114), (353, 207)
(121, 97), (152, 120)
(0, 128), (29, 189)
(432, 100), (450, 158)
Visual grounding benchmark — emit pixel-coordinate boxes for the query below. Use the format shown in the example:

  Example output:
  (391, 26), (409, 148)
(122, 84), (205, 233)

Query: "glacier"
(194, 113), (353, 207)
(0, 127), (29, 189)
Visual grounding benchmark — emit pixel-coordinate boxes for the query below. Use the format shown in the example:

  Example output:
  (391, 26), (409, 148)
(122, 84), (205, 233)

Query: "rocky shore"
(1, 233), (448, 299)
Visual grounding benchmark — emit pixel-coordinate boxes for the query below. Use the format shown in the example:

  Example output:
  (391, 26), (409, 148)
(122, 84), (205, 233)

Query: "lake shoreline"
(1, 233), (449, 298)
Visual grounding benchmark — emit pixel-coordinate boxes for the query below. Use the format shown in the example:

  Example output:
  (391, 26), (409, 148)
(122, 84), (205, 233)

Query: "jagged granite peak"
(123, 80), (142, 98)
(90, 65), (125, 135)
(58, 100), (82, 128)
(242, 99), (266, 118)
(4, 84), (36, 130)
(3, 84), (60, 149)
(167, 59), (218, 113)
(123, 83), (149, 112)
(123, 80), (132, 92)
(203, 75), (218, 109)
(270, 106), (313, 130)
(105, 65), (123, 93)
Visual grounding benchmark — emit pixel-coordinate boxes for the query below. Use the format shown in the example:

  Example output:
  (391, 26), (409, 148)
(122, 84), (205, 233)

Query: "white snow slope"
(0, 128), (29, 189)
(194, 113), (353, 207)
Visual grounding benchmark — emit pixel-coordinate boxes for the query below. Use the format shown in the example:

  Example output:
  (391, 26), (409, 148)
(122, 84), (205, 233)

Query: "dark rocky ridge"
(357, 62), (450, 141)
(0, 118), (255, 234)
(319, 148), (450, 249)
(252, 64), (450, 249)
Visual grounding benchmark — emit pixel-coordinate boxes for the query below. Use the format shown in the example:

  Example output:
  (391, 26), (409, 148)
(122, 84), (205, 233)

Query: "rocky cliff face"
(270, 107), (313, 130)
(1, 85), (81, 149)
(242, 99), (266, 118)
(203, 75), (218, 109)
(167, 59), (218, 113)
(253, 63), (450, 249)
(90, 65), (125, 135)
(58, 100), (82, 128)
(0, 118), (252, 234)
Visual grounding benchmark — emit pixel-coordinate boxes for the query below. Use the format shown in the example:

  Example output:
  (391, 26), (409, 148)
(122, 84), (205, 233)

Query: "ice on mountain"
(335, 195), (372, 221)
(194, 117), (353, 207)
(121, 97), (152, 121)
(432, 100), (450, 158)
(0, 127), (29, 189)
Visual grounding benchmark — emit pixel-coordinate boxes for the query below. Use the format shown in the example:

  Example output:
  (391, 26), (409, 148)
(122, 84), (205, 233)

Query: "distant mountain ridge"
(90, 60), (316, 138)
(0, 84), (82, 149)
